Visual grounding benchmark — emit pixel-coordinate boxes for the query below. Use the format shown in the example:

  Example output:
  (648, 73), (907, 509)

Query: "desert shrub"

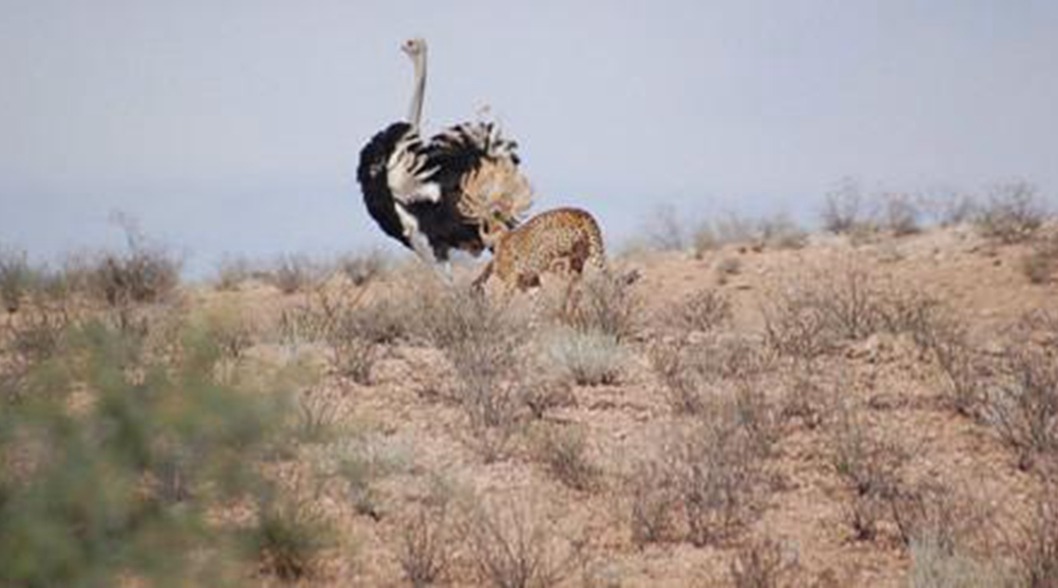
(693, 215), (806, 257)
(909, 534), (1019, 588)
(644, 204), (686, 251)
(540, 328), (624, 386)
(397, 496), (454, 588)
(0, 321), (286, 587)
(90, 245), (181, 308)
(0, 247), (35, 314)
(627, 458), (680, 546)
(821, 177), (868, 234)
(1023, 232), (1058, 284)
(531, 424), (600, 492)
(983, 342), (1058, 471)
(649, 334), (770, 417)
(673, 411), (764, 546)
(1023, 484), (1058, 588)
(915, 315), (987, 415)
(337, 250), (387, 286)
(465, 499), (580, 588)
(879, 192), (922, 236)
(730, 538), (799, 588)
(974, 181), (1047, 244)
(755, 214), (809, 250)
(249, 484), (336, 581)
(269, 254), (322, 294)
(660, 288), (732, 334)
(422, 290), (529, 461)
(214, 256), (256, 291)
(295, 389), (349, 444)
(561, 271), (640, 342)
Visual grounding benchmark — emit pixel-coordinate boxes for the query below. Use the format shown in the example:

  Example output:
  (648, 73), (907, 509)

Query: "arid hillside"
(2, 202), (1057, 587)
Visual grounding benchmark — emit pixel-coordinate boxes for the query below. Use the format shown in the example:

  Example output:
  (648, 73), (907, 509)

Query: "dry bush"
(337, 250), (387, 286)
(296, 389), (350, 444)
(649, 334), (770, 416)
(693, 215), (806, 258)
(779, 369), (830, 430)
(397, 495), (455, 587)
(830, 401), (905, 498)
(213, 256), (256, 291)
(644, 204), (687, 251)
(627, 458), (680, 546)
(90, 246), (181, 308)
(878, 192), (922, 236)
(420, 290), (530, 462)
(268, 254), (323, 294)
(765, 268), (943, 363)
(659, 288), (732, 334)
(540, 328), (624, 386)
(1023, 483), (1058, 588)
(465, 499), (581, 588)
(531, 424), (600, 492)
(0, 307), (72, 402)
(0, 247), (34, 314)
(909, 534), (1019, 588)
(983, 341), (1058, 471)
(251, 484), (336, 581)
(674, 412), (765, 547)
(627, 398), (774, 547)
(915, 314), (988, 415)
(1023, 232), (1058, 284)
(821, 177), (869, 234)
(730, 538), (799, 588)
(560, 271), (640, 342)
(974, 181), (1047, 244)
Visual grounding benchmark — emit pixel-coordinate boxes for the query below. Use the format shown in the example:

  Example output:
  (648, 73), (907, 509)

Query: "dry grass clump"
(729, 538), (800, 588)
(268, 254), (324, 294)
(560, 271), (641, 342)
(627, 398), (775, 548)
(974, 181), (1047, 244)
(539, 327), (624, 387)
(213, 256), (257, 291)
(983, 337), (1058, 471)
(693, 214), (807, 257)
(649, 334), (770, 416)
(821, 177), (870, 235)
(764, 266), (943, 362)
(337, 250), (388, 286)
(90, 245), (181, 308)
(0, 247), (35, 314)
(295, 389), (350, 444)
(396, 487), (456, 588)
(1022, 231), (1058, 284)
(659, 288), (732, 334)
(1023, 482), (1058, 588)
(465, 498), (582, 588)
(250, 482), (337, 582)
(531, 423), (600, 492)
(909, 534), (1019, 588)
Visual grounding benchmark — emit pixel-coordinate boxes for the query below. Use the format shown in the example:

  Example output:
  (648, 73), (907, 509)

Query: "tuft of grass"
(560, 270), (641, 342)
(531, 424), (600, 492)
(541, 328), (624, 386)
(337, 250), (388, 286)
(249, 485), (336, 581)
(397, 492), (454, 588)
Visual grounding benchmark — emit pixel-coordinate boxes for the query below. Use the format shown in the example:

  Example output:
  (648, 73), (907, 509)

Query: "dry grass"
(974, 181), (1047, 244)
(730, 538), (800, 588)
(465, 498), (581, 588)
(531, 423), (600, 492)
(539, 327), (624, 387)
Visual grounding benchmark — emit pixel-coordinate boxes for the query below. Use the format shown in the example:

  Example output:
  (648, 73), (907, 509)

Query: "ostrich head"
(402, 37), (428, 130)
(401, 37), (427, 60)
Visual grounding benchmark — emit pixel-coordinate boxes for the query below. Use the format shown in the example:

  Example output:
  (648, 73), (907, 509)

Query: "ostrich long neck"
(407, 53), (426, 130)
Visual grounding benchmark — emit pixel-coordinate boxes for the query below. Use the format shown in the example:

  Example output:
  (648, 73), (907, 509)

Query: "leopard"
(471, 207), (606, 295)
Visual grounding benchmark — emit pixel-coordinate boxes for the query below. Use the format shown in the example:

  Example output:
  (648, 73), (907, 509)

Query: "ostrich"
(356, 37), (529, 277)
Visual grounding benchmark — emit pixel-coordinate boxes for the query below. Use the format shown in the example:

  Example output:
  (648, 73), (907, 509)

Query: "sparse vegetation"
(531, 423), (600, 491)
(974, 181), (1047, 244)
(540, 327), (624, 386)
(465, 499), (580, 588)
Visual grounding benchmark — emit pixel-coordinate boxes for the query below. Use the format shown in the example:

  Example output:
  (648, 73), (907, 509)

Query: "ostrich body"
(356, 38), (525, 274)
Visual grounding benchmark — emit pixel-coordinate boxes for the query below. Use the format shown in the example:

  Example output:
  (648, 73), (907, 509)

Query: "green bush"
(0, 320), (288, 587)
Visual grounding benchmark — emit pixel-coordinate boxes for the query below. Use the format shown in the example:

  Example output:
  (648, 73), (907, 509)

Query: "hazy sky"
(2, 1), (1056, 275)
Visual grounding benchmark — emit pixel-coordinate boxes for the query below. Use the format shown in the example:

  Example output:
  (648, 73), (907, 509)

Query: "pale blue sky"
(2, 1), (1056, 275)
